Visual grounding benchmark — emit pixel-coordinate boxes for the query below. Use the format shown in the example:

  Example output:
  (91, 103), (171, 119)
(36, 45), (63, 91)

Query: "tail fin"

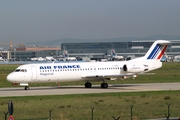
(111, 49), (116, 57)
(131, 40), (171, 62)
(144, 40), (171, 60)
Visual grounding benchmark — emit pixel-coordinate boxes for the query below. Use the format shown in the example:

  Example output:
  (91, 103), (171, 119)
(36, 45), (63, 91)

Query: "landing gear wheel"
(85, 82), (92, 88)
(24, 86), (29, 90)
(101, 83), (108, 88)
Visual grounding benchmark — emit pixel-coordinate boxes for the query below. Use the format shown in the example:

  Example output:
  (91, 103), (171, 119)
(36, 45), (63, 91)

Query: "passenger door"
(30, 66), (37, 80)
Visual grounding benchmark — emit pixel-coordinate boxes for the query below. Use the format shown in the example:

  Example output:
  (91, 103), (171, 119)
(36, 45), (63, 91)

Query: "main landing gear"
(85, 81), (92, 88)
(101, 83), (108, 88)
(24, 86), (29, 90)
(84, 81), (108, 88)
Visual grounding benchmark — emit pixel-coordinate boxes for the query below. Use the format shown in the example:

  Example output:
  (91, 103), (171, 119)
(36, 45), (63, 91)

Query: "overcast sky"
(0, 0), (180, 44)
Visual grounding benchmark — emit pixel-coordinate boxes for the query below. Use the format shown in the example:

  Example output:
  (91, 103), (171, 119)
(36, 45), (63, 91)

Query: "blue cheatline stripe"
(151, 45), (163, 59)
(152, 44), (163, 59)
(147, 44), (158, 59)
(149, 44), (160, 59)
(147, 44), (160, 59)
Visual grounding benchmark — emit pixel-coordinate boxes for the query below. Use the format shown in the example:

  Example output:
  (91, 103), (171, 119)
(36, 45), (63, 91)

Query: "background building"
(0, 40), (180, 61)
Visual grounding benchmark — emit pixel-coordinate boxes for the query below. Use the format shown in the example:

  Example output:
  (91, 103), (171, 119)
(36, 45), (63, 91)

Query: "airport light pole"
(49, 109), (52, 120)
(112, 116), (120, 120)
(165, 103), (171, 120)
(130, 105), (133, 120)
(14, 49), (16, 61)
(91, 107), (94, 120)
(3, 112), (8, 120)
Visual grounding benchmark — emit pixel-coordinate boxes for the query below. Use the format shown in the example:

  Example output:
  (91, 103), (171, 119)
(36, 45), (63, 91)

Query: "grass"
(0, 62), (180, 119)
(0, 91), (180, 120)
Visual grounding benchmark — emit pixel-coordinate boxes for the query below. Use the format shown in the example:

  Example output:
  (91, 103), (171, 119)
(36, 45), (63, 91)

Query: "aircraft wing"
(81, 74), (136, 79)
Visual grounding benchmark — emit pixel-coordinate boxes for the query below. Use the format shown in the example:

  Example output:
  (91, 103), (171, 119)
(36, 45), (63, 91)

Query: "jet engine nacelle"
(123, 64), (148, 73)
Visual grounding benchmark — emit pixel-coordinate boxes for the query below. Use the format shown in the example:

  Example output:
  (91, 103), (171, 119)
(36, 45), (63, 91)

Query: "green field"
(0, 91), (180, 120)
(0, 62), (180, 120)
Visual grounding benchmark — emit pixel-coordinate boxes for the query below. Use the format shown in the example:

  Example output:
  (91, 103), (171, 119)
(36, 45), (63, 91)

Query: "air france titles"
(40, 65), (80, 76)
(53, 65), (80, 69)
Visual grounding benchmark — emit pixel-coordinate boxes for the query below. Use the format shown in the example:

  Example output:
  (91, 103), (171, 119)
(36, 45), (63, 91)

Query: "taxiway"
(0, 82), (179, 97)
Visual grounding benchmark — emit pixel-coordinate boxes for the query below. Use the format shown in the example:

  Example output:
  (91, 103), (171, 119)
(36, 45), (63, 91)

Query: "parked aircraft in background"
(106, 49), (124, 61)
(31, 56), (57, 61)
(0, 57), (6, 62)
(6, 40), (171, 90)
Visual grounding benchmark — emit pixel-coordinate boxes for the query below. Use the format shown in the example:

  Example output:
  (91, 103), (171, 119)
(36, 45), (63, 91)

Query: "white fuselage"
(6, 60), (161, 84)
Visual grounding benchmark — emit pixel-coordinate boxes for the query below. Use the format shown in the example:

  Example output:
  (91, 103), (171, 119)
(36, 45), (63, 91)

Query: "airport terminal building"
(62, 40), (180, 53)
(1, 40), (180, 61)
(61, 40), (180, 60)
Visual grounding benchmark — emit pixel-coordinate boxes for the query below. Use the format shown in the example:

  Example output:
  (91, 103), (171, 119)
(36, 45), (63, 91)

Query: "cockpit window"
(14, 69), (27, 72)
(15, 69), (20, 72)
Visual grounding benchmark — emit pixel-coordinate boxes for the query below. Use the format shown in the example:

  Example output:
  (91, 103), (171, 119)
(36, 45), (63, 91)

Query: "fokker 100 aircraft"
(7, 40), (171, 90)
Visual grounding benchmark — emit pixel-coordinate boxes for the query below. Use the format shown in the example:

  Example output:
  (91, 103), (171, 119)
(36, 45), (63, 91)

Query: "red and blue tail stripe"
(147, 44), (167, 60)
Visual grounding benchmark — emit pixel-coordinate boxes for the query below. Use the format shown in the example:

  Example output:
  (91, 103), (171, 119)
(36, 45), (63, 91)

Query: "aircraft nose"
(6, 73), (14, 82)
